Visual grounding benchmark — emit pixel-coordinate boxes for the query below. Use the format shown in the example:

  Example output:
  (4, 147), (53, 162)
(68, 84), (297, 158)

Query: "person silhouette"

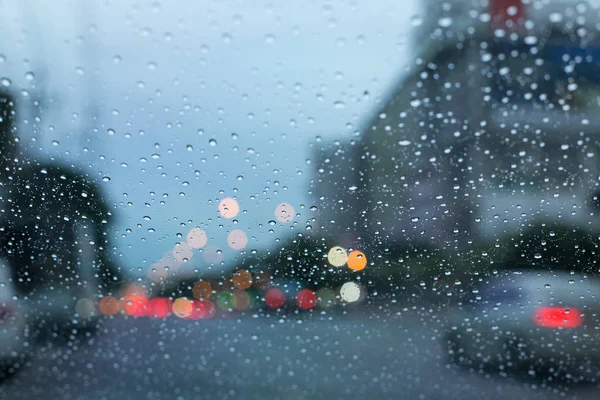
(0, 89), (122, 311)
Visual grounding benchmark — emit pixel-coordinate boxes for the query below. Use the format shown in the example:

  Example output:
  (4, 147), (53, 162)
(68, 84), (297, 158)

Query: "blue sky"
(0, 0), (417, 277)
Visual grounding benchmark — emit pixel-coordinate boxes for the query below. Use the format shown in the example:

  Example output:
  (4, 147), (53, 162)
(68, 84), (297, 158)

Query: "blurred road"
(1, 306), (598, 400)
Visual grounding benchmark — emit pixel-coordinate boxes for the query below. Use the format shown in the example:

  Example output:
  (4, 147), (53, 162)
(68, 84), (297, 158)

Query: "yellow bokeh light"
(227, 229), (248, 250)
(172, 298), (193, 318)
(186, 227), (208, 249)
(347, 250), (367, 271)
(218, 197), (240, 219)
(274, 202), (295, 223)
(327, 246), (348, 267)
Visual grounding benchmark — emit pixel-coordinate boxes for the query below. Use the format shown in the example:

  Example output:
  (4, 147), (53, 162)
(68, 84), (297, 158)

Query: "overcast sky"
(0, 0), (418, 277)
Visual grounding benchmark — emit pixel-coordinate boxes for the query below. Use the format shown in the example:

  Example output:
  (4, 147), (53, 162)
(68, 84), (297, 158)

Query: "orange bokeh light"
(232, 269), (252, 290)
(192, 280), (213, 300)
(218, 197), (240, 219)
(227, 229), (248, 250)
(122, 295), (149, 317)
(253, 272), (272, 290)
(186, 227), (208, 249)
(98, 296), (120, 316)
(172, 297), (193, 318)
(274, 202), (295, 223)
(347, 250), (367, 271)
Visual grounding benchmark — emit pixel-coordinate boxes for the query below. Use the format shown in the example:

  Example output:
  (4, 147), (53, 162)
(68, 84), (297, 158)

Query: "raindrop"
(411, 217), (420, 222)
(411, 15), (423, 27)
(209, 139), (217, 147)
(102, 176), (111, 182)
(143, 216), (151, 221)
(438, 17), (452, 27)
(264, 33), (276, 44)
(107, 129), (115, 136)
(24, 71), (35, 81)
(333, 101), (346, 109)
(0, 78), (11, 87)
(222, 32), (233, 43)
(534, 253), (542, 259)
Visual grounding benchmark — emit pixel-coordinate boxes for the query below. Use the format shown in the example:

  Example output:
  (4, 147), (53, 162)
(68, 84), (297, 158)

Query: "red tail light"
(533, 307), (583, 328)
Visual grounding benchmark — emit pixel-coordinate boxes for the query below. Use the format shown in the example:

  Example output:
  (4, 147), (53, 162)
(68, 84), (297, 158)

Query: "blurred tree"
(0, 89), (123, 297)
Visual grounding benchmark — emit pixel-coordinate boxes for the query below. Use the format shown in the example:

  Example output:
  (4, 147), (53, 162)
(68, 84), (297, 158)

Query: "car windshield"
(2, 1), (600, 399)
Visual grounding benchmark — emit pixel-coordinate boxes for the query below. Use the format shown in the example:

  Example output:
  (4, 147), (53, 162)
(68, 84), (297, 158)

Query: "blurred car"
(24, 221), (104, 339)
(0, 257), (29, 379)
(444, 270), (600, 382)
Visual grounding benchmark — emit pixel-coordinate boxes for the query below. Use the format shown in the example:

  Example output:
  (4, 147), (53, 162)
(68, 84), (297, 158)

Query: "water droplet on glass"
(264, 33), (276, 44)
(534, 253), (542, 259)
(222, 32), (233, 43)
(24, 71), (35, 81)
(438, 17), (453, 27)
(411, 15), (423, 26)
(209, 139), (217, 147)
(0, 78), (11, 87)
